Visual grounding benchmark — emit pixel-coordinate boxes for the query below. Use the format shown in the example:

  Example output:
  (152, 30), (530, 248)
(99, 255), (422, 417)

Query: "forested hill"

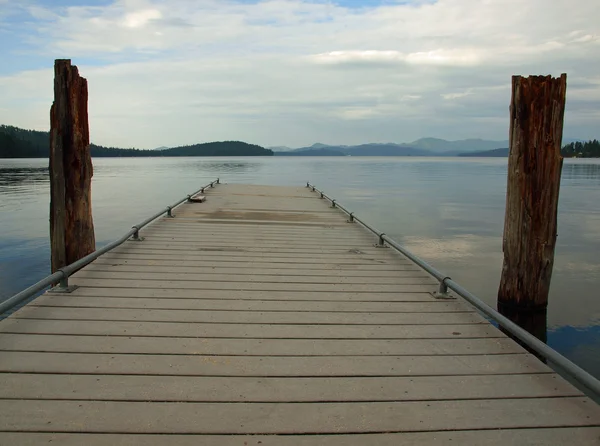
(562, 140), (600, 158)
(0, 125), (273, 158)
(458, 140), (600, 158)
(0, 126), (48, 157)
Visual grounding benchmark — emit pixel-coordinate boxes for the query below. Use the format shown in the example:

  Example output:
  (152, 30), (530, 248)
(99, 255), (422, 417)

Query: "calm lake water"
(1, 156), (599, 378)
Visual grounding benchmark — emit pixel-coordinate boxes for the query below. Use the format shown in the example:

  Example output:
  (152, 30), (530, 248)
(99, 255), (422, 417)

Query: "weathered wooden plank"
(164, 219), (349, 227)
(144, 219), (364, 229)
(0, 351), (550, 376)
(29, 295), (461, 312)
(71, 271), (431, 284)
(111, 245), (394, 255)
(2, 429), (600, 446)
(0, 319), (502, 339)
(118, 240), (386, 253)
(0, 373), (579, 402)
(141, 228), (372, 239)
(83, 263), (423, 275)
(97, 252), (409, 265)
(0, 398), (597, 433)
(90, 258), (413, 271)
(11, 307), (482, 325)
(111, 245), (402, 257)
(177, 208), (345, 217)
(41, 287), (437, 302)
(121, 239), (377, 248)
(138, 232), (372, 241)
(115, 239), (384, 250)
(67, 279), (435, 293)
(176, 203), (341, 212)
(0, 334), (520, 356)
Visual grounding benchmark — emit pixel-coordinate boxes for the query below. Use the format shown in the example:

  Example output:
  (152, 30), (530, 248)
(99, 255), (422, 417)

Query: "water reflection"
(0, 167), (48, 194)
(497, 304), (548, 358)
(563, 162), (600, 182)
(0, 156), (599, 380)
(193, 160), (264, 173)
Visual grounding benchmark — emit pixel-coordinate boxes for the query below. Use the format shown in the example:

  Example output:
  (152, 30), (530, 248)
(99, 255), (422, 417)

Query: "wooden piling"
(49, 59), (95, 273)
(498, 74), (567, 312)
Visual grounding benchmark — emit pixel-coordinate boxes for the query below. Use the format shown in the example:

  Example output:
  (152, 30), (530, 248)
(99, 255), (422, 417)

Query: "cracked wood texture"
(2, 183), (599, 445)
(49, 59), (95, 273)
(498, 74), (567, 309)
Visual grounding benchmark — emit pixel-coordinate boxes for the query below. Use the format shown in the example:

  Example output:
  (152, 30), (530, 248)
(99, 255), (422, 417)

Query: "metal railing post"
(433, 277), (455, 299)
(48, 270), (78, 294)
(130, 226), (143, 241)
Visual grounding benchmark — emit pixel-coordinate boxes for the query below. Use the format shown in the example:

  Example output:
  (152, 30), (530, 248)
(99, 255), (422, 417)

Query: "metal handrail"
(0, 179), (220, 314)
(306, 181), (600, 399)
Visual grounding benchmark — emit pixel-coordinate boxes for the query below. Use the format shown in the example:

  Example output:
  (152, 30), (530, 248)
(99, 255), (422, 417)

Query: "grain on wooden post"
(498, 74), (567, 313)
(49, 59), (95, 273)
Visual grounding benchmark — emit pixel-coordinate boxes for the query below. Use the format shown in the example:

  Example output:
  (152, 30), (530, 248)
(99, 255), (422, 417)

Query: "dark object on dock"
(498, 74), (567, 314)
(49, 59), (95, 274)
(188, 194), (206, 203)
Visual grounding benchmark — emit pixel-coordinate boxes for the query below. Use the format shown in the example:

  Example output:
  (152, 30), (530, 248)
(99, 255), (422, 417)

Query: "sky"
(0, 0), (599, 149)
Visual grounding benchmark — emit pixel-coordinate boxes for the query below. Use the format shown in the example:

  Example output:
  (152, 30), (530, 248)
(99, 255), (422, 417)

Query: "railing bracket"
(49, 274), (78, 294)
(433, 277), (455, 299)
(376, 233), (388, 248)
(49, 285), (79, 294)
(130, 227), (145, 242)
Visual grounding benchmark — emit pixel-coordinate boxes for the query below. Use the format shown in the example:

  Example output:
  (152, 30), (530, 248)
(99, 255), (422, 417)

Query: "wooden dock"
(0, 183), (598, 445)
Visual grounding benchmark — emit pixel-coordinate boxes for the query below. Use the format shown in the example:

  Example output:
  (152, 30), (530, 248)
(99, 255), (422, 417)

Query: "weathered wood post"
(497, 74), (567, 338)
(50, 59), (95, 274)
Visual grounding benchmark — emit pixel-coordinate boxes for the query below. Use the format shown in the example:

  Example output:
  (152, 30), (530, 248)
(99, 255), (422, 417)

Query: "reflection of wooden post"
(498, 74), (567, 314)
(50, 59), (95, 273)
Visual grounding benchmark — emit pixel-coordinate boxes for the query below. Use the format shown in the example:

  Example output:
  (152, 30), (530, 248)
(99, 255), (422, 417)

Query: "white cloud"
(311, 50), (406, 65)
(311, 48), (480, 66)
(123, 9), (162, 28)
(405, 49), (480, 66)
(1, 0), (599, 147)
(441, 90), (473, 100)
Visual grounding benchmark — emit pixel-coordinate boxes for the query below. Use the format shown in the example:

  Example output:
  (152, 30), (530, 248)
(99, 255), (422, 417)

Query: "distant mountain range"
(272, 137), (586, 157)
(458, 148), (509, 157)
(273, 138), (507, 157)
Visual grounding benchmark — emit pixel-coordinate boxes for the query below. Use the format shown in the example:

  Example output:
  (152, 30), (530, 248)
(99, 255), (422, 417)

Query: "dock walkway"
(0, 183), (598, 444)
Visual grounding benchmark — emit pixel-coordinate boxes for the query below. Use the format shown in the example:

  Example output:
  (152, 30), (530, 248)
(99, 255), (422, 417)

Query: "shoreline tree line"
(0, 125), (273, 158)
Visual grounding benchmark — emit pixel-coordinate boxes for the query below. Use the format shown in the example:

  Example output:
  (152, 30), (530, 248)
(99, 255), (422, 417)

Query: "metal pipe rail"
(0, 179), (220, 315)
(306, 182), (600, 399)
